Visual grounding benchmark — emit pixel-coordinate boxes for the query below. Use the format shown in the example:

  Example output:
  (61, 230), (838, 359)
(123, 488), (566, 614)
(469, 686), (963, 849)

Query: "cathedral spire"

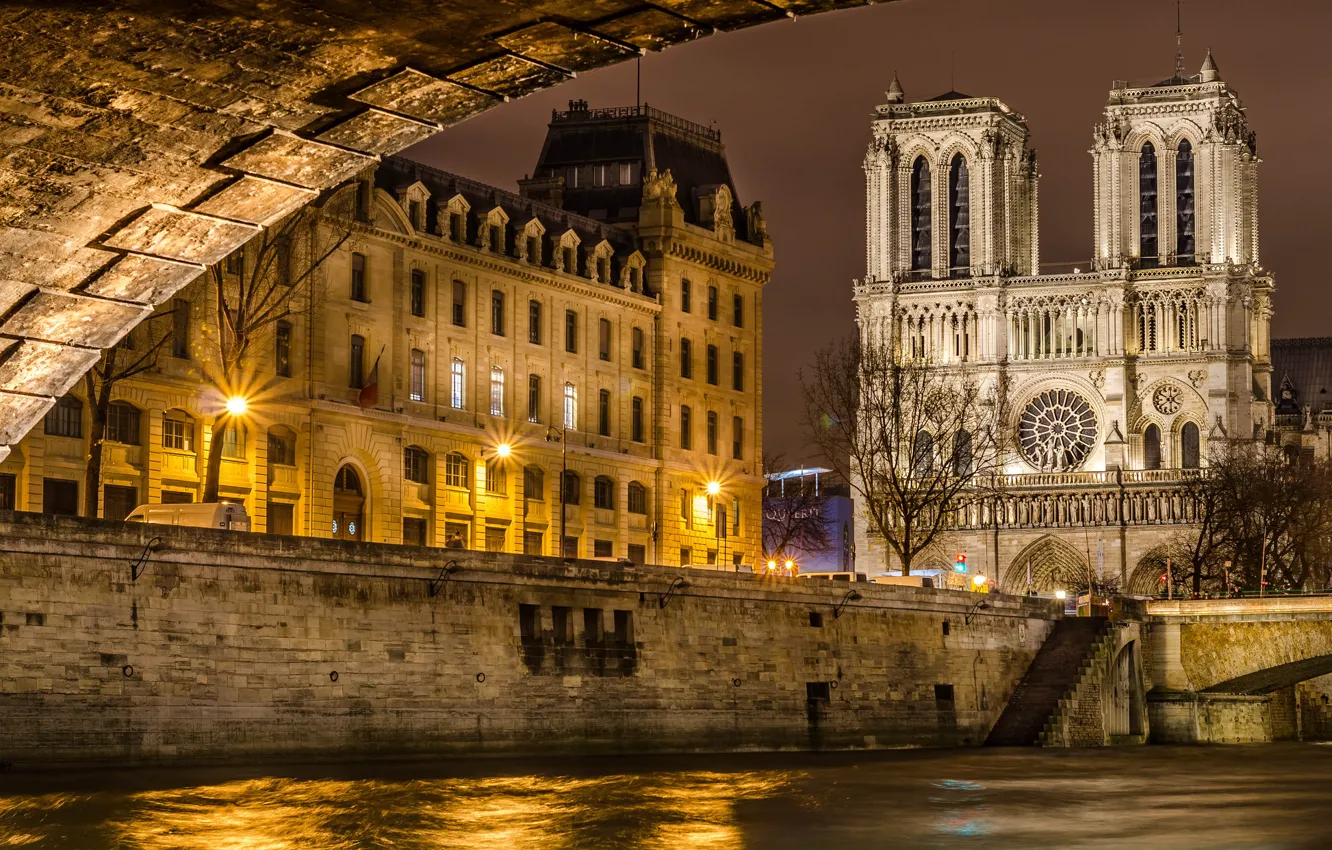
(1199, 48), (1221, 83)
(1173, 0), (1185, 81)
(885, 71), (905, 104)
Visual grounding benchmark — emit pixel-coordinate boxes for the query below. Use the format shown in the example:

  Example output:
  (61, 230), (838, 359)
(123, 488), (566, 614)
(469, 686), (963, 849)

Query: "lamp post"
(546, 425), (568, 558)
(706, 479), (725, 569)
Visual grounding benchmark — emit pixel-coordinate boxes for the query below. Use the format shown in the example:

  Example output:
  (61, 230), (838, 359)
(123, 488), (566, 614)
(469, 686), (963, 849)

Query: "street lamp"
(225, 395), (248, 416)
(494, 442), (512, 459)
(546, 425), (568, 558)
(706, 480), (721, 497)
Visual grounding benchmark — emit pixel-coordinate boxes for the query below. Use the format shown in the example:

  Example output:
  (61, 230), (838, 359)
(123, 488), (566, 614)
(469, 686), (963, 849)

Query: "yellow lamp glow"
(706, 480), (721, 497)
(225, 396), (247, 416)
(766, 560), (777, 572)
(495, 442), (512, 459)
(784, 559), (795, 570)
(972, 574), (986, 587)
(1054, 589), (1067, 600)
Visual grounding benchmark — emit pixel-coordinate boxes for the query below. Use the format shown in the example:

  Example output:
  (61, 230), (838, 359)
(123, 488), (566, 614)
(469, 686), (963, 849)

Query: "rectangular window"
(44, 396), (82, 438)
(523, 530), (544, 556)
(680, 405), (692, 450)
(706, 344), (718, 385)
(172, 299), (190, 359)
(628, 482), (647, 515)
(349, 334), (365, 388)
(276, 321), (291, 377)
(528, 374), (541, 423)
(450, 358), (465, 409)
(733, 292), (744, 327)
(707, 411), (718, 455)
(707, 285), (717, 321)
(598, 318), (611, 361)
(565, 309), (578, 353)
(563, 536), (579, 558)
(445, 455), (468, 488)
(562, 470), (581, 506)
(410, 269), (426, 317)
(529, 300), (542, 345)
(221, 423), (245, 459)
(106, 403), (141, 445)
(489, 366), (505, 416)
(594, 539), (613, 558)
(583, 608), (604, 643)
(732, 351), (744, 391)
(410, 349), (426, 402)
(619, 163), (633, 185)
(732, 497), (741, 536)
(680, 338), (692, 379)
(269, 502), (295, 535)
(563, 383), (577, 430)
(485, 526), (506, 553)
(402, 516), (427, 546)
(732, 416), (744, 460)
(452, 280), (466, 327)
(627, 544), (645, 565)
(162, 416), (193, 452)
(486, 459), (507, 495)
(598, 389), (611, 437)
(631, 396), (644, 443)
(524, 465), (544, 499)
(350, 252), (367, 302)
(680, 546), (692, 566)
(0, 473), (16, 511)
(632, 327), (645, 369)
(267, 432), (294, 465)
(681, 279), (691, 313)
(42, 478), (78, 516)
(103, 485), (137, 522)
(552, 605), (573, 643)
(491, 290), (505, 336)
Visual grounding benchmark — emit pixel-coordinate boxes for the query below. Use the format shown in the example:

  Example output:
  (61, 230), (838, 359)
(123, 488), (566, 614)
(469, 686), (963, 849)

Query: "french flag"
(358, 345), (384, 409)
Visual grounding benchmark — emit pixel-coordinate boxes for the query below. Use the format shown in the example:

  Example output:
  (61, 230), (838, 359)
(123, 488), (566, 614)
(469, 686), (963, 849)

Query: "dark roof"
(926, 90), (976, 101)
(529, 103), (759, 244)
(1271, 338), (1332, 414)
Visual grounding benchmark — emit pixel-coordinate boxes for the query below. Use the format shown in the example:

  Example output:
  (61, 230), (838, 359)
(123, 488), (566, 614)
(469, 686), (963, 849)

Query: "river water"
(1, 745), (1330, 849)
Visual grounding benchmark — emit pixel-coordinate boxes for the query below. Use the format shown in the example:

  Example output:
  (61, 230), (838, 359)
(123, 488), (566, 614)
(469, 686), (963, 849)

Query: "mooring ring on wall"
(121, 664), (134, 679)
(732, 677), (741, 687)
(330, 671), (339, 682)
(829, 680), (838, 690)
(476, 672), (486, 683)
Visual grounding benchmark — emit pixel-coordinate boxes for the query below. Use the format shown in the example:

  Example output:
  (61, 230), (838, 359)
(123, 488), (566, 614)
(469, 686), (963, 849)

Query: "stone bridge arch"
(0, 1), (888, 458)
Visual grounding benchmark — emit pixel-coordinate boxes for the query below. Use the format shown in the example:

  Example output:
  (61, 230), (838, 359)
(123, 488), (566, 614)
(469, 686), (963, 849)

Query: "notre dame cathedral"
(852, 51), (1328, 593)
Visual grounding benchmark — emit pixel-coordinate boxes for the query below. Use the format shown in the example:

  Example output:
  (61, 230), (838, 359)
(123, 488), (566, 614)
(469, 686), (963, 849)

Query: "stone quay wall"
(0, 513), (1061, 768)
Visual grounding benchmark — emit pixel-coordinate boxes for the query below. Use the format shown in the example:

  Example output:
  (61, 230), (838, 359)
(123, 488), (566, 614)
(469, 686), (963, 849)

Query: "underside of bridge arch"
(1200, 654), (1332, 695)
(0, 0), (883, 460)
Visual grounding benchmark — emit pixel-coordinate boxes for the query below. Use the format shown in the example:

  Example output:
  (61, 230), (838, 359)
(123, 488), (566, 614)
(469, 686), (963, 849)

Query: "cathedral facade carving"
(853, 56), (1277, 592)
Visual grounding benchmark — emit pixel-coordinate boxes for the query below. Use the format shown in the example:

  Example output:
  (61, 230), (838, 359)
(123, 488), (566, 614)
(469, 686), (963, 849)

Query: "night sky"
(407, 0), (1332, 463)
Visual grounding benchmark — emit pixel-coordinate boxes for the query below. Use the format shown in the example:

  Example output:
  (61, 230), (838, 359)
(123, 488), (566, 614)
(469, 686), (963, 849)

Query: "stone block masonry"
(0, 512), (1060, 768)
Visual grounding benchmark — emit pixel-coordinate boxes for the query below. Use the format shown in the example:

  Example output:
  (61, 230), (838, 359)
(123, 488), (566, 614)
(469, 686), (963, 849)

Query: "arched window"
(627, 481), (648, 515)
(404, 445), (429, 484)
(563, 382), (577, 430)
(952, 429), (973, 477)
(631, 327), (645, 369)
(562, 470), (581, 506)
(1139, 142), (1158, 267)
(485, 458), (506, 494)
(1139, 303), (1157, 353)
(911, 429), (933, 477)
(332, 465), (363, 541)
(910, 156), (932, 272)
(44, 394), (83, 438)
(1181, 422), (1200, 469)
(594, 475), (615, 510)
(1143, 424), (1162, 470)
(409, 348), (426, 402)
(523, 465), (544, 499)
(948, 153), (970, 275)
(1176, 139), (1195, 265)
(106, 401), (141, 445)
(267, 426), (295, 466)
(444, 453), (469, 488)
(450, 357), (465, 409)
(163, 409), (194, 452)
(221, 420), (246, 459)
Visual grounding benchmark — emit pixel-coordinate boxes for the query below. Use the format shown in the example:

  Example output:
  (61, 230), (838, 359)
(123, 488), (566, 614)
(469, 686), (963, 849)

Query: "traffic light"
(954, 553), (967, 573)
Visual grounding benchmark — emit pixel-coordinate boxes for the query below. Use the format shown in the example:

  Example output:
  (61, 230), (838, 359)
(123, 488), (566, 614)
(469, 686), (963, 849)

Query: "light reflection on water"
(2, 746), (1331, 849)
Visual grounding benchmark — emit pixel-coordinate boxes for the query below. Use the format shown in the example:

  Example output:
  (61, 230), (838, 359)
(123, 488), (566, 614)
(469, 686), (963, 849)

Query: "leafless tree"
(83, 313), (175, 516)
(761, 452), (832, 563)
(800, 332), (1007, 575)
(200, 207), (349, 502)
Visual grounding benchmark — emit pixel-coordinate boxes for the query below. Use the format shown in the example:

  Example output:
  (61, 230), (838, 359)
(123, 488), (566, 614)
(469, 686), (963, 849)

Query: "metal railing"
(551, 103), (721, 143)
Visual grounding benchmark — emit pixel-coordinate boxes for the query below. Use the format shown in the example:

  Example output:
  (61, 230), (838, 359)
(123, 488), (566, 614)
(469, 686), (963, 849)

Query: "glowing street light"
(225, 395), (248, 416)
(972, 574), (987, 588)
(706, 480), (721, 497)
(766, 559), (777, 573)
(494, 442), (512, 459)
(1054, 589), (1068, 600)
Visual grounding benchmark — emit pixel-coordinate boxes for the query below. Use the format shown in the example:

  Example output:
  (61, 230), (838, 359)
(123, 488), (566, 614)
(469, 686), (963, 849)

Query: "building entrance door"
(332, 465), (364, 541)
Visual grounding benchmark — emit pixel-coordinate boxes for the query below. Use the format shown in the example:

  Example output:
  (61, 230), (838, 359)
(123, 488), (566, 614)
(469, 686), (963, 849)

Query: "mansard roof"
(1272, 338), (1332, 414)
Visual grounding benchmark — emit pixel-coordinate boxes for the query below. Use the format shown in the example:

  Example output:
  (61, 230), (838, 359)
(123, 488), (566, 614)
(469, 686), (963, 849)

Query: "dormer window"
(409, 200), (422, 229)
(450, 212), (463, 241)
(527, 235), (540, 263)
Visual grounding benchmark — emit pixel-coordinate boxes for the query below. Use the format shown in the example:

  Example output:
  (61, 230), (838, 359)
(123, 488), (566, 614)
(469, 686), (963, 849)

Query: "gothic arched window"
(1176, 139), (1195, 265)
(1180, 422), (1200, 469)
(951, 429), (973, 478)
(910, 157), (932, 273)
(1143, 424), (1162, 470)
(948, 154), (970, 276)
(911, 429), (934, 477)
(1139, 142), (1159, 267)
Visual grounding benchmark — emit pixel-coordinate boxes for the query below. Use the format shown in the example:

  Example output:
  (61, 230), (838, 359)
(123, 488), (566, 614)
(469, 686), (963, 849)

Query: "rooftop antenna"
(950, 49), (955, 91)
(1174, 0), (1185, 80)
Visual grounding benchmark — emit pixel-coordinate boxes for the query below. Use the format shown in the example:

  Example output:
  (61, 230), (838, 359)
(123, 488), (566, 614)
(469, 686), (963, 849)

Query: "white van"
(799, 571), (869, 583)
(871, 574), (935, 589)
(125, 502), (250, 531)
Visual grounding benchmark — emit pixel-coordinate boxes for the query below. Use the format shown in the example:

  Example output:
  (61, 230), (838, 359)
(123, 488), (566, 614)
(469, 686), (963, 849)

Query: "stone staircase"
(985, 616), (1114, 746)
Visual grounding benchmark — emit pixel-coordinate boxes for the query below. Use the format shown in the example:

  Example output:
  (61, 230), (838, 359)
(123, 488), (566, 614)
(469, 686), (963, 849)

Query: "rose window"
(1152, 383), (1182, 415)
(1018, 389), (1098, 471)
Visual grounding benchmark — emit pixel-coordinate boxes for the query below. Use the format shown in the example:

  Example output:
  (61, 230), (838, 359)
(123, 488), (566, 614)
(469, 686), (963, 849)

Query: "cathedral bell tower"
(1091, 50), (1260, 271)
(863, 73), (1040, 284)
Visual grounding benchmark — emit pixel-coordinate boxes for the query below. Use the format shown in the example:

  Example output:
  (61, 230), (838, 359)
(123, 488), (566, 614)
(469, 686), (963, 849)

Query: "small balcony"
(267, 463), (299, 494)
